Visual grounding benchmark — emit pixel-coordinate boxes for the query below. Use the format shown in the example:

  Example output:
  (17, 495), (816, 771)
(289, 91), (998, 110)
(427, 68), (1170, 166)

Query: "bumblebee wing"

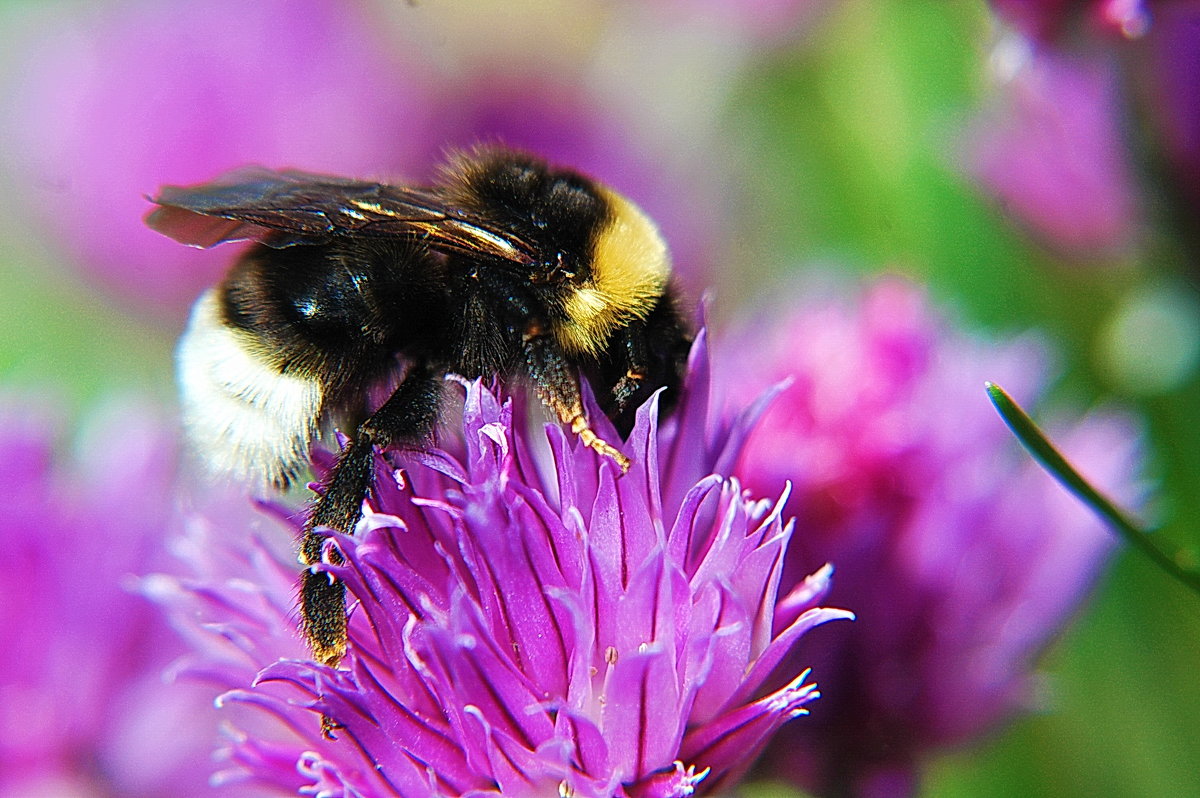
(146, 166), (535, 264)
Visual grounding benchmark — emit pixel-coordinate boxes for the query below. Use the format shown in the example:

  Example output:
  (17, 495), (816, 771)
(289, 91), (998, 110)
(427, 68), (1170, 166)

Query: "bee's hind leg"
(298, 365), (442, 732)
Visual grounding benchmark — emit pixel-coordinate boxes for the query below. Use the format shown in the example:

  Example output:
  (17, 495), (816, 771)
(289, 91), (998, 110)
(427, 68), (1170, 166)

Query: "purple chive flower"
(714, 278), (1139, 798)
(0, 0), (437, 316)
(148, 337), (852, 796)
(962, 43), (1140, 256)
(975, 3), (1200, 259)
(0, 397), (229, 797)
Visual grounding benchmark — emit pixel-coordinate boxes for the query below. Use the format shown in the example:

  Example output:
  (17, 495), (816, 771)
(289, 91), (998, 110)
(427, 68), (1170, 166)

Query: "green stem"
(985, 381), (1200, 599)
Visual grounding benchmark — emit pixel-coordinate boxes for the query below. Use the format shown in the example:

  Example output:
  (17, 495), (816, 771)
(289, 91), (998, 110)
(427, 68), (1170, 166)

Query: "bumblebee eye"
(552, 252), (577, 281)
(529, 253), (576, 285)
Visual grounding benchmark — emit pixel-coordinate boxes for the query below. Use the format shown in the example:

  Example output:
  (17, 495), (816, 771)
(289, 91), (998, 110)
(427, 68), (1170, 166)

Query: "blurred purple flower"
(989, 0), (1075, 41)
(714, 278), (1139, 798)
(962, 44), (1140, 256)
(147, 339), (852, 797)
(1139, 3), (1200, 219)
(0, 0), (437, 317)
(978, 2), (1200, 258)
(988, 0), (1151, 41)
(0, 397), (225, 797)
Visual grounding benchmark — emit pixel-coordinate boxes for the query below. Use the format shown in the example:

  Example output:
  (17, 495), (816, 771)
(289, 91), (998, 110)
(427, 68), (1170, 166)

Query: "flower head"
(988, 1), (1200, 275)
(715, 277), (1139, 797)
(0, 397), (226, 797)
(963, 44), (1140, 257)
(150, 337), (851, 796)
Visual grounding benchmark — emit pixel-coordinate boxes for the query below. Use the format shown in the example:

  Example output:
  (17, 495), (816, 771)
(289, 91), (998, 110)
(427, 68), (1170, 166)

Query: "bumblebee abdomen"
(220, 244), (383, 379)
(177, 289), (323, 488)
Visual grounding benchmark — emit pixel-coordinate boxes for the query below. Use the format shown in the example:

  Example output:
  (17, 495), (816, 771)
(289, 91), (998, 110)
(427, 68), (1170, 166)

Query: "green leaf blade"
(986, 381), (1200, 599)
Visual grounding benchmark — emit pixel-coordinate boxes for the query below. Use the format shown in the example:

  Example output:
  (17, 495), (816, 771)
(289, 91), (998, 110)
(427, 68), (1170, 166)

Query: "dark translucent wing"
(146, 166), (536, 263)
(146, 167), (354, 247)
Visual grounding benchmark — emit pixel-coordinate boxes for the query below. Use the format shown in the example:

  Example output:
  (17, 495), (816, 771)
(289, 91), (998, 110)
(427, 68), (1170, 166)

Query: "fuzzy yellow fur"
(556, 187), (670, 356)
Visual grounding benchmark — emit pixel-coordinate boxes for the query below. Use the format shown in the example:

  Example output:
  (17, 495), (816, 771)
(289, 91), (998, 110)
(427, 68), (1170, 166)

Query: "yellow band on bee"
(557, 187), (670, 356)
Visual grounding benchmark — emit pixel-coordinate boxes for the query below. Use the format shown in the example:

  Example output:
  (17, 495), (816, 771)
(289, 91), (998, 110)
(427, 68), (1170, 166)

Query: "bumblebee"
(148, 147), (691, 677)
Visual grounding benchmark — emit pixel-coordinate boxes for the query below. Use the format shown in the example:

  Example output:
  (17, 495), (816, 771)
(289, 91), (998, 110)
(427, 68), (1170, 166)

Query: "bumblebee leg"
(300, 365), (443, 671)
(522, 333), (630, 472)
(609, 319), (650, 413)
(605, 294), (691, 428)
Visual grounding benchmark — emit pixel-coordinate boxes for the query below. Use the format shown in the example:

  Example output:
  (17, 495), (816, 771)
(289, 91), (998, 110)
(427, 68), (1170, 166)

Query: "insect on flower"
(146, 146), (692, 682)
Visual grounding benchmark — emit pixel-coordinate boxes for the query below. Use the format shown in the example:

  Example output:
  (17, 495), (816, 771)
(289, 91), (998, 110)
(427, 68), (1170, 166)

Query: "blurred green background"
(1, 1), (1198, 796)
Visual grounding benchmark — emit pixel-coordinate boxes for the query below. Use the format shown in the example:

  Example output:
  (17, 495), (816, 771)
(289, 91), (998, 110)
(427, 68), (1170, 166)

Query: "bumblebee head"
(443, 147), (671, 357)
